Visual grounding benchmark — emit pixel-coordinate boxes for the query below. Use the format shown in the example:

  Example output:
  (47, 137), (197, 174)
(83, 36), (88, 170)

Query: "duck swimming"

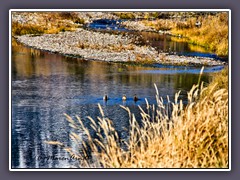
(133, 94), (138, 101)
(122, 94), (127, 101)
(103, 94), (108, 101)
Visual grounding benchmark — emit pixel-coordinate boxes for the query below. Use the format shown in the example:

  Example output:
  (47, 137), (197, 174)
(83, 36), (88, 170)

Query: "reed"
(141, 12), (228, 56)
(171, 12), (229, 56)
(46, 68), (228, 168)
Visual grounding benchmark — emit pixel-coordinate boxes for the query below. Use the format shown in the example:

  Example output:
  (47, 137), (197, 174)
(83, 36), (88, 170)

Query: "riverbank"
(14, 28), (225, 66)
(12, 11), (226, 66)
(123, 12), (229, 56)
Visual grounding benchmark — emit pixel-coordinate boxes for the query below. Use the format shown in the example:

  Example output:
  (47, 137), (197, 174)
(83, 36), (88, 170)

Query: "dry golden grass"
(12, 12), (84, 36)
(46, 68), (228, 168)
(77, 41), (136, 53)
(113, 12), (136, 19)
(142, 19), (176, 31)
(201, 67), (228, 101)
(141, 12), (228, 56)
(12, 21), (45, 36)
(171, 13), (229, 56)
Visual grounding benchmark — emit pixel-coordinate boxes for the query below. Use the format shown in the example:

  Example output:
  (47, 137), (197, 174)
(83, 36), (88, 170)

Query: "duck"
(133, 94), (138, 101)
(122, 94), (127, 101)
(103, 94), (108, 101)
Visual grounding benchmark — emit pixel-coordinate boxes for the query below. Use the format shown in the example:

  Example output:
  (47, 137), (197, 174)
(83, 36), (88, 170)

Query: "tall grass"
(12, 21), (44, 36)
(141, 12), (228, 56)
(47, 68), (228, 168)
(142, 19), (176, 31)
(113, 12), (136, 19)
(12, 12), (84, 36)
(171, 12), (229, 56)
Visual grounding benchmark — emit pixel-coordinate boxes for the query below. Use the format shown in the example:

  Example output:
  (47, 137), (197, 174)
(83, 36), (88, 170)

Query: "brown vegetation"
(77, 41), (135, 52)
(12, 12), (84, 36)
(46, 68), (228, 168)
(142, 12), (229, 56)
(171, 12), (229, 56)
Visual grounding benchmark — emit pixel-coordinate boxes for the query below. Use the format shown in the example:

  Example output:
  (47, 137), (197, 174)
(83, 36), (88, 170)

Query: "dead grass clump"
(108, 43), (135, 52)
(201, 67), (228, 100)
(113, 12), (136, 19)
(58, 12), (85, 24)
(77, 42), (91, 49)
(77, 41), (136, 53)
(176, 21), (192, 30)
(134, 53), (155, 64)
(12, 21), (44, 36)
(12, 12), (83, 36)
(142, 19), (176, 31)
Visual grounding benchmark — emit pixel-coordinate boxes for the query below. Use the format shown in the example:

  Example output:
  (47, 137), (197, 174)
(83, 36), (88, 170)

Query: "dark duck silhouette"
(133, 94), (138, 101)
(103, 94), (108, 101)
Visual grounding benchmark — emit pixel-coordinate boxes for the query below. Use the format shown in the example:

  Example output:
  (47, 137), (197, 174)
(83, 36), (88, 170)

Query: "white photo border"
(9, 9), (231, 171)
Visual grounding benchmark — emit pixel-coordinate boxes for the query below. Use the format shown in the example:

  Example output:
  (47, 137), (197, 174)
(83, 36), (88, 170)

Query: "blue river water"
(11, 22), (226, 168)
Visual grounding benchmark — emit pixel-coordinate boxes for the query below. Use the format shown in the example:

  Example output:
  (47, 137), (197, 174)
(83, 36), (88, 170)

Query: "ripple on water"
(11, 35), (222, 168)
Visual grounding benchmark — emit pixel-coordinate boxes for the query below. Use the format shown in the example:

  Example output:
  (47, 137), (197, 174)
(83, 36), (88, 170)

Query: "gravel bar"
(15, 28), (226, 66)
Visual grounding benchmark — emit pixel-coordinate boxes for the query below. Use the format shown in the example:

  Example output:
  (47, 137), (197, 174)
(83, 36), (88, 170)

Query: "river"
(11, 25), (225, 168)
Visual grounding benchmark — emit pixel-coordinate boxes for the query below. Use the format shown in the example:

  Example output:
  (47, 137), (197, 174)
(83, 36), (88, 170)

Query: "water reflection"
(139, 31), (189, 53)
(86, 19), (128, 32)
(85, 19), (228, 62)
(12, 41), (218, 168)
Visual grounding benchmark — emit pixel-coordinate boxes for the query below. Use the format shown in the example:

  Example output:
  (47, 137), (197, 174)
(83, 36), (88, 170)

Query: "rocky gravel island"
(12, 12), (226, 66)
